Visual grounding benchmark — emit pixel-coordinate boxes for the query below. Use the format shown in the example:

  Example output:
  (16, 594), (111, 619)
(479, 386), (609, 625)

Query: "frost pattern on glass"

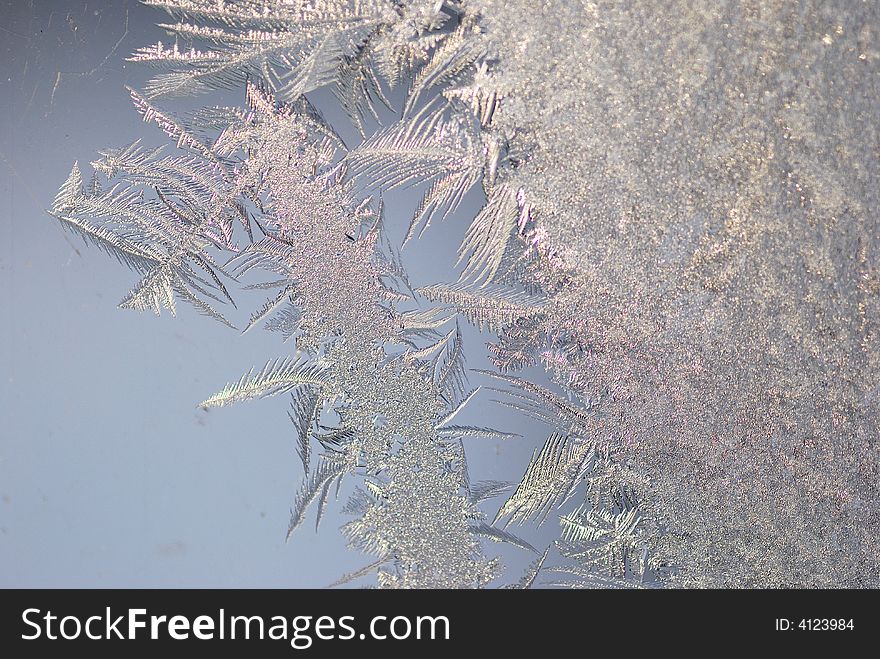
(51, 0), (879, 588)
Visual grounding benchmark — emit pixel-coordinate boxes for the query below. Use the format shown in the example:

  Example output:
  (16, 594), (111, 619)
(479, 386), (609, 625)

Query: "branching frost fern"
(52, 0), (668, 588)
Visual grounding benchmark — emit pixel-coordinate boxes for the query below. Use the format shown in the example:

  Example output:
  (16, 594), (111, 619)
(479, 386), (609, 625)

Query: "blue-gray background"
(0, 0), (556, 587)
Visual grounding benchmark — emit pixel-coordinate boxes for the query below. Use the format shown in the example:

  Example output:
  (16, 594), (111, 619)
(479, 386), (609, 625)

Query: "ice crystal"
(51, 1), (532, 588)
